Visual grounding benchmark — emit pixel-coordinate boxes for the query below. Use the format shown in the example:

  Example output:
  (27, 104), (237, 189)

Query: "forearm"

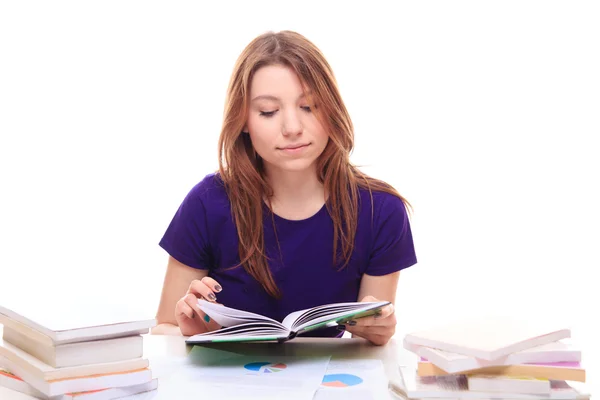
(150, 323), (182, 335)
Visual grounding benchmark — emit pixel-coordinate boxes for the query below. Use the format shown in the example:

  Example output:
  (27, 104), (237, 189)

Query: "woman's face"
(245, 64), (329, 175)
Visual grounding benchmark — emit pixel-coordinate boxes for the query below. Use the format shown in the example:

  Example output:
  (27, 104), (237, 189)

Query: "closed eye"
(259, 110), (278, 117)
(301, 106), (312, 112)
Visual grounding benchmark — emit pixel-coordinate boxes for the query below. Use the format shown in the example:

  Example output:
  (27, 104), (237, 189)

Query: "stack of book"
(396, 316), (591, 399)
(0, 302), (158, 400)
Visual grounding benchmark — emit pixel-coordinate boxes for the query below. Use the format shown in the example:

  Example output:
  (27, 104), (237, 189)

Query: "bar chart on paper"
(244, 362), (288, 374)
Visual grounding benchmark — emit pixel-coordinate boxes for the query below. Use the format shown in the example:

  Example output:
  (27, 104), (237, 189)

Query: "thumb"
(360, 295), (379, 302)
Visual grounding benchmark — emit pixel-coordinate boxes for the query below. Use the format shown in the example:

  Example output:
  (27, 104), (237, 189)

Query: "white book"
(0, 368), (158, 400)
(403, 315), (570, 360)
(404, 338), (581, 374)
(395, 366), (590, 400)
(0, 355), (152, 397)
(2, 326), (144, 369)
(0, 335), (148, 381)
(467, 375), (550, 395)
(0, 300), (155, 346)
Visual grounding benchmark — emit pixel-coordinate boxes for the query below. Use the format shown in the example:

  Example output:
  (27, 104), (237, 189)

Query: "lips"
(279, 143), (309, 150)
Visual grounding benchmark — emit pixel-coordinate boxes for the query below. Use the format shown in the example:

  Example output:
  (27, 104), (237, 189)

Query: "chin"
(269, 159), (317, 173)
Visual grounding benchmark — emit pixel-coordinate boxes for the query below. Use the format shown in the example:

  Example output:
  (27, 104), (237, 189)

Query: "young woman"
(152, 30), (417, 346)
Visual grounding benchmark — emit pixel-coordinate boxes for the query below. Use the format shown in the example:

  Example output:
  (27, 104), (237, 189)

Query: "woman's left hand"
(343, 295), (396, 346)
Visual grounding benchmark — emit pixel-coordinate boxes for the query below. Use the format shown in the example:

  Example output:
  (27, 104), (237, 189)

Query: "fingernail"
(346, 320), (357, 326)
(204, 314), (211, 323)
(207, 293), (217, 301)
(214, 285), (222, 292)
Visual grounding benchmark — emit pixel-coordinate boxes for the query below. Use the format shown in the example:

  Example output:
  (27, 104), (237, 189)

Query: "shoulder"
(185, 172), (230, 207)
(357, 183), (417, 273)
(173, 172), (232, 224)
(358, 186), (409, 225)
(187, 172), (226, 198)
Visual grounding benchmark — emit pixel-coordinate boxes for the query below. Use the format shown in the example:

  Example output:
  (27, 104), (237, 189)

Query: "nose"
(282, 109), (302, 137)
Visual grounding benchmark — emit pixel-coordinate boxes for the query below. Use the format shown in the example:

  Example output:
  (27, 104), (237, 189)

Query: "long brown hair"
(218, 31), (410, 298)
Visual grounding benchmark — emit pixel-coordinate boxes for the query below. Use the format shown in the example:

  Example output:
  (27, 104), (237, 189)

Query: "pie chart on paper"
(244, 362), (288, 373)
(321, 373), (363, 387)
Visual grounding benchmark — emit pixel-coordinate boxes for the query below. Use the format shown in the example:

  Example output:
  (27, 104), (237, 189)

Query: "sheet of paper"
(314, 359), (390, 400)
(165, 346), (331, 399)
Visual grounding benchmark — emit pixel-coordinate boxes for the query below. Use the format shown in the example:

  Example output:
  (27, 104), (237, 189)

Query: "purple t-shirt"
(159, 173), (417, 335)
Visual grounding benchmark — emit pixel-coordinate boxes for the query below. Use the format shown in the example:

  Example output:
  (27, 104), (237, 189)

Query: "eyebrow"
(251, 92), (311, 103)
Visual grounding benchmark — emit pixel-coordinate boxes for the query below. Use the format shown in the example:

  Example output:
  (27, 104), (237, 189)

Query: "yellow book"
(417, 360), (586, 382)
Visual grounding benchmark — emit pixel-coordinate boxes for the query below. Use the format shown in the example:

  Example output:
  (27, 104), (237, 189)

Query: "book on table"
(0, 300), (155, 368)
(416, 359), (586, 382)
(0, 354), (152, 397)
(0, 334), (149, 381)
(394, 366), (591, 399)
(0, 368), (158, 400)
(404, 338), (581, 374)
(403, 315), (571, 360)
(186, 299), (390, 344)
(466, 374), (551, 395)
(0, 301), (156, 346)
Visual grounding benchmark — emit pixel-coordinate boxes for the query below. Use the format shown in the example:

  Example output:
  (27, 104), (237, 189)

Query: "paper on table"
(314, 359), (390, 400)
(166, 346), (331, 398)
(157, 379), (317, 400)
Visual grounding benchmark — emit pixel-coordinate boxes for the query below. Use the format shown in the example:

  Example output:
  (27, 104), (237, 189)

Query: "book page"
(281, 303), (361, 329)
(289, 302), (389, 333)
(198, 300), (285, 329)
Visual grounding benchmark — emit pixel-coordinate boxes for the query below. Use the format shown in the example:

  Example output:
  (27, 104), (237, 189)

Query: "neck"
(264, 165), (325, 215)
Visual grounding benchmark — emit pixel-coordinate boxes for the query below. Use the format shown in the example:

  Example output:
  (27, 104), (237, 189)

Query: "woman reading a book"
(152, 31), (417, 346)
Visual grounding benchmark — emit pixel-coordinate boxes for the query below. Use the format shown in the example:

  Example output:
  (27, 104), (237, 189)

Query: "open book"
(186, 299), (390, 344)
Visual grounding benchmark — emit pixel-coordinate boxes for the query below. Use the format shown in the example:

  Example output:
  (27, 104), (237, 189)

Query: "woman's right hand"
(175, 276), (223, 336)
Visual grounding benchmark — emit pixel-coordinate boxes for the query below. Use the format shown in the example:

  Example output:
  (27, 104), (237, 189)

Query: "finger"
(347, 315), (377, 327)
(183, 293), (203, 316)
(175, 298), (195, 320)
(377, 303), (395, 319)
(360, 295), (378, 303)
(183, 293), (222, 329)
(187, 279), (218, 302)
(346, 315), (394, 328)
(200, 276), (223, 293)
(345, 304), (395, 327)
(344, 324), (394, 338)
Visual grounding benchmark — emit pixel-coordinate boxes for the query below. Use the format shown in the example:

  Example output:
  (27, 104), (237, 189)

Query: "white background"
(1, 0), (598, 392)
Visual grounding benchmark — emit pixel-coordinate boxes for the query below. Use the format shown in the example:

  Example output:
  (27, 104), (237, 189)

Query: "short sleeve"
(159, 183), (213, 270)
(366, 194), (417, 276)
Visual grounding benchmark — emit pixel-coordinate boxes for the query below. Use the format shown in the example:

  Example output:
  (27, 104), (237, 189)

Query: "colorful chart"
(244, 362), (288, 373)
(321, 373), (363, 387)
